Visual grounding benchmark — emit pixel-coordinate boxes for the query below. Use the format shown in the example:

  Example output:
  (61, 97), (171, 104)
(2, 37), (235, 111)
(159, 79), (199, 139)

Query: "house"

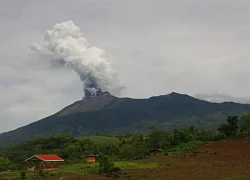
(85, 155), (99, 163)
(25, 154), (64, 171)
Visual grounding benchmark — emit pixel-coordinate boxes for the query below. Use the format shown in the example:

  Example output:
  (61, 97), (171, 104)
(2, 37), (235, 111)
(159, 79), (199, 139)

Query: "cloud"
(1, 0), (250, 132)
(194, 92), (250, 104)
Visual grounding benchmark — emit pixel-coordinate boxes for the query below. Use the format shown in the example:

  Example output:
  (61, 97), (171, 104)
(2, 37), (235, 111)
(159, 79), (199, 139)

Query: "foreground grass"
(0, 161), (170, 179)
(58, 161), (170, 174)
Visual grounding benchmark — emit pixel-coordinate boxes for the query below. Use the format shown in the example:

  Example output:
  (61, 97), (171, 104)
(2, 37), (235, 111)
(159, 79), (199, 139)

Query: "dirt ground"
(49, 139), (250, 180)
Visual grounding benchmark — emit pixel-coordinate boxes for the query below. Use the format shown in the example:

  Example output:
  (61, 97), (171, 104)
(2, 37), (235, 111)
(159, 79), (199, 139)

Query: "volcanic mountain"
(1, 92), (250, 148)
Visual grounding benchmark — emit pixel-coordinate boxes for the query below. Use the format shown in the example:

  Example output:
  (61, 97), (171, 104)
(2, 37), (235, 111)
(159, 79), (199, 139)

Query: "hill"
(1, 92), (250, 147)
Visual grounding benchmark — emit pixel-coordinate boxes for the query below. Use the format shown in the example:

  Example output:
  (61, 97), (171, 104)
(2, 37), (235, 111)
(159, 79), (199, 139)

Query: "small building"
(85, 155), (99, 163)
(25, 154), (64, 171)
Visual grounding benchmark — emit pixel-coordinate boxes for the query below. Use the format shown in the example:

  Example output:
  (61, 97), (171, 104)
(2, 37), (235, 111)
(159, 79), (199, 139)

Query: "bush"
(164, 152), (169, 156)
(212, 133), (225, 141)
(49, 172), (56, 176)
(0, 157), (11, 172)
(111, 167), (122, 173)
(167, 140), (206, 154)
(20, 171), (26, 179)
(98, 155), (114, 174)
(38, 170), (45, 177)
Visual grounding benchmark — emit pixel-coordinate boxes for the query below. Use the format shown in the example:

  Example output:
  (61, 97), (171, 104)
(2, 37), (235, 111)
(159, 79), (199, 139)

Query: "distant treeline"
(1, 114), (250, 171)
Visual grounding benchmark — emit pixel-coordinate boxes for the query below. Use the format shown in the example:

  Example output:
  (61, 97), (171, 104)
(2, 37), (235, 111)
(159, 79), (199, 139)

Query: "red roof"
(36, 154), (64, 161)
(25, 154), (64, 162)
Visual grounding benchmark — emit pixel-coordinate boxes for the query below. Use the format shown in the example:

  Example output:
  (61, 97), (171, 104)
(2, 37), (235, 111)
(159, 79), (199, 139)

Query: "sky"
(1, 0), (250, 133)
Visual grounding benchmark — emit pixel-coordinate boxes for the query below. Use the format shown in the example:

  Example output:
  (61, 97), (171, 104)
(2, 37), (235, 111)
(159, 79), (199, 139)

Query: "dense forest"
(1, 114), (250, 172)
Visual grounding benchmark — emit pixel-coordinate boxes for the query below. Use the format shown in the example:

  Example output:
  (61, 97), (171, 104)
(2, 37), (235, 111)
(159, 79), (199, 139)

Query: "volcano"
(84, 88), (111, 98)
(1, 92), (250, 148)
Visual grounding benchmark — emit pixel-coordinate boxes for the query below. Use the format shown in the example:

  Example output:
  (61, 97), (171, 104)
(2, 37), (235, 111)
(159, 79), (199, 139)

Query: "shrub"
(212, 133), (225, 141)
(38, 170), (45, 177)
(0, 157), (11, 172)
(164, 152), (169, 156)
(98, 155), (114, 174)
(110, 167), (122, 173)
(20, 171), (26, 179)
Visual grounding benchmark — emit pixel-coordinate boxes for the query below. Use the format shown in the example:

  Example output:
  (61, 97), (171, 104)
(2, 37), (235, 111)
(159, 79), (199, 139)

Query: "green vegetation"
(98, 154), (114, 174)
(0, 125), (213, 172)
(216, 115), (250, 139)
(0, 170), (60, 180)
(58, 163), (99, 174)
(0, 157), (11, 171)
(167, 140), (207, 154)
(77, 136), (120, 145)
(57, 161), (165, 174)
(1, 114), (250, 179)
(0, 161), (167, 180)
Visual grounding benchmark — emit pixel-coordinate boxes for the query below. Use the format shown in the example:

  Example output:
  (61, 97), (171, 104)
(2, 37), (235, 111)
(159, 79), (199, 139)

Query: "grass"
(114, 161), (170, 169)
(0, 171), (20, 179)
(57, 163), (98, 174)
(0, 171), (47, 180)
(58, 161), (169, 173)
(0, 159), (170, 179)
(167, 140), (207, 154)
(77, 136), (120, 145)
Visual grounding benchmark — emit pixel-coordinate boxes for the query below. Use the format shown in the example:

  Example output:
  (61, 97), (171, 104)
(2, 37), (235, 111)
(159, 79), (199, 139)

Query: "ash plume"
(29, 20), (124, 97)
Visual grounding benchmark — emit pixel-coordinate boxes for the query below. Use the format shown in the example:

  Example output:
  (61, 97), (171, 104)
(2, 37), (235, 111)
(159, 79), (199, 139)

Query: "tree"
(217, 124), (231, 137)
(239, 114), (250, 136)
(227, 116), (238, 136)
(147, 130), (170, 150)
(98, 155), (114, 174)
(0, 157), (11, 171)
(217, 116), (239, 137)
(176, 129), (194, 143)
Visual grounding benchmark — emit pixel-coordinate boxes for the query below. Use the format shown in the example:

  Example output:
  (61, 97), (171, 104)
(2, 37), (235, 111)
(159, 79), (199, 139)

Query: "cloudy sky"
(1, 0), (250, 133)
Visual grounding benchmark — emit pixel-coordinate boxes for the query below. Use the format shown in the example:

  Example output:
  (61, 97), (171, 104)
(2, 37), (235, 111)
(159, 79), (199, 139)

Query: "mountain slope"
(56, 94), (126, 115)
(1, 92), (250, 148)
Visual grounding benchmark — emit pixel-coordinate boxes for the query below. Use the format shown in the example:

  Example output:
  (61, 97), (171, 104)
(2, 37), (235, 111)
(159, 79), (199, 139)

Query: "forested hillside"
(1, 114), (250, 172)
(1, 92), (250, 148)
(0, 127), (213, 171)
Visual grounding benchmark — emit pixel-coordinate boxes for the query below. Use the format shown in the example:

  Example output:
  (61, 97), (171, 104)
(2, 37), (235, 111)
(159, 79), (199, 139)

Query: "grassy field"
(77, 136), (120, 145)
(0, 161), (169, 179)
(57, 161), (170, 174)
(166, 140), (207, 155)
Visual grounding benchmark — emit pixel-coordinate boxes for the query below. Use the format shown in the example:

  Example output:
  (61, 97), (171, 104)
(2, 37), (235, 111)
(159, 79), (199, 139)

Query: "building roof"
(25, 154), (64, 162)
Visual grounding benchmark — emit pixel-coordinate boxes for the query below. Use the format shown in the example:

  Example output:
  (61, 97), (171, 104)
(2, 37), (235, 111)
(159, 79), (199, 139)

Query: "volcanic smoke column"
(30, 21), (123, 97)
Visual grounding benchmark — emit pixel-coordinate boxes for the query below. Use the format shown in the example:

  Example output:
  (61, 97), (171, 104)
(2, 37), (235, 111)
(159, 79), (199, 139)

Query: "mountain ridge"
(1, 92), (250, 148)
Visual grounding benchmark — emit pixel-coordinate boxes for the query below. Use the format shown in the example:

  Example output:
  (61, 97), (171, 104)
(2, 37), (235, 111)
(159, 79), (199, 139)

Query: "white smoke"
(30, 20), (124, 96)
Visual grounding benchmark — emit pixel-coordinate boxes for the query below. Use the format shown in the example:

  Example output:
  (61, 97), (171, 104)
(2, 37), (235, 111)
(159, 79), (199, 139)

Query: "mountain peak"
(168, 92), (192, 97)
(57, 93), (124, 116)
(164, 92), (196, 101)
